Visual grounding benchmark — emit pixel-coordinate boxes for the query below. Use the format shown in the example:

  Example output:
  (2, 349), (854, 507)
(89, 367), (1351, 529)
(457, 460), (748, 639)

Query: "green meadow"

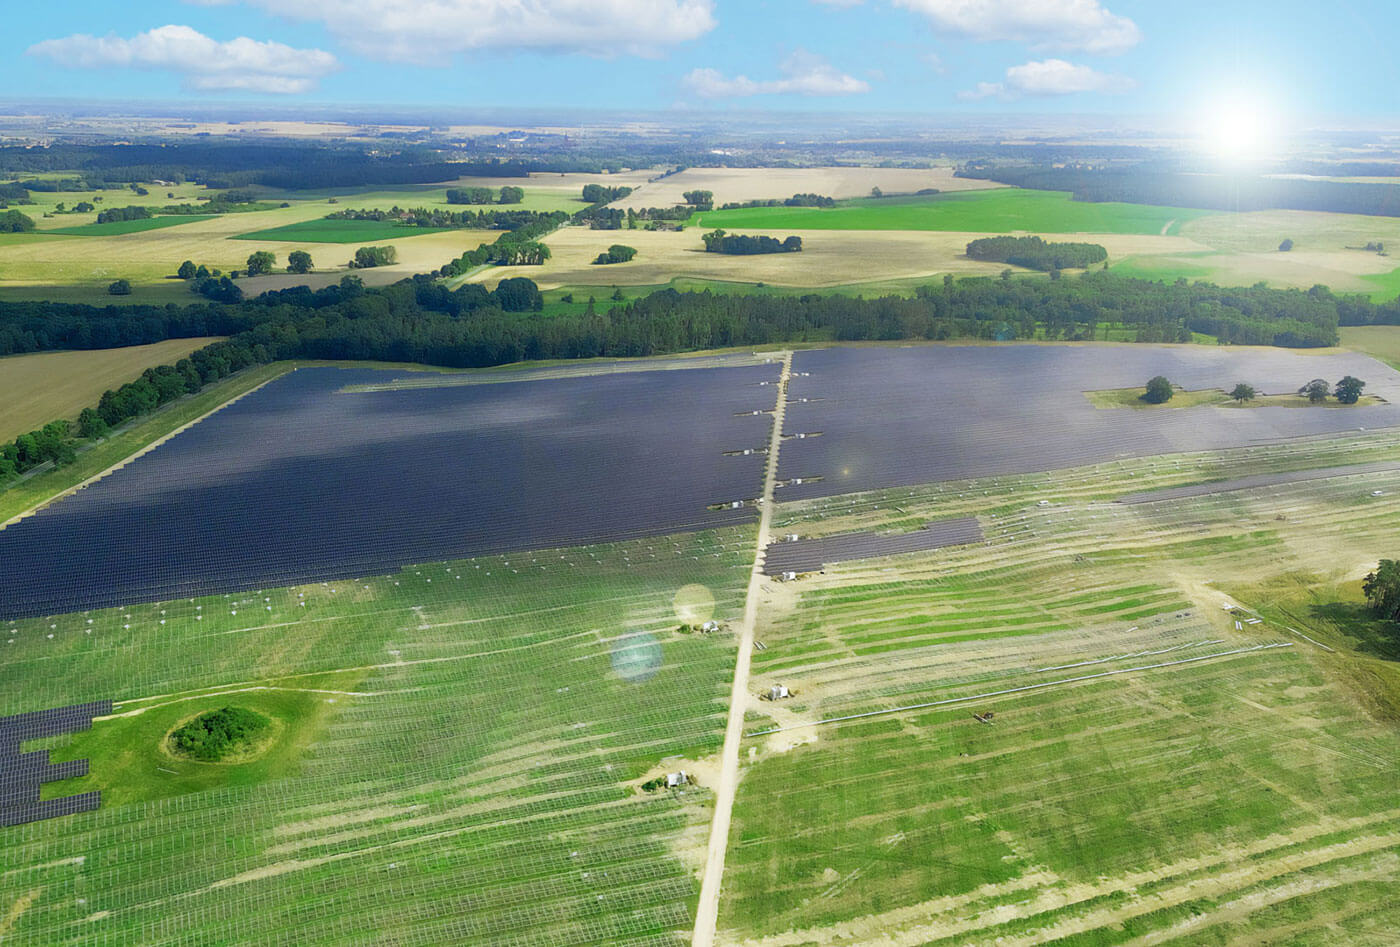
(694, 189), (1215, 235)
(44, 215), (217, 237)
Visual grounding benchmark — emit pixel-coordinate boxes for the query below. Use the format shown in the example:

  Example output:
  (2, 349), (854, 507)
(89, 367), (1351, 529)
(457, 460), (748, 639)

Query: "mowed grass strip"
(45, 215), (217, 236)
(694, 189), (1215, 236)
(232, 218), (453, 243)
(0, 337), (226, 441)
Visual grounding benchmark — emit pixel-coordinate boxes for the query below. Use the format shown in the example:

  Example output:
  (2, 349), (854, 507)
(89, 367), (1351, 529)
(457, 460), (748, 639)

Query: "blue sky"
(4, 1), (1397, 121)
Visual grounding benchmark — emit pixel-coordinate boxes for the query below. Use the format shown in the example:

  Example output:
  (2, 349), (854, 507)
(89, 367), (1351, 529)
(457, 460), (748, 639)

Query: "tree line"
(702, 230), (803, 255)
(581, 184), (633, 203)
(6, 270), (1391, 485)
(446, 186), (524, 205)
(966, 235), (1108, 271)
(326, 206), (559, 231)
(718, 193), (836, 210)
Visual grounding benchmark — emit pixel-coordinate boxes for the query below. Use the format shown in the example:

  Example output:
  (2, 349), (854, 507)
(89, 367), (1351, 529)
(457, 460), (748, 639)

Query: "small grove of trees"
(0, 209), (35, 232)
(701, 230), (802, 255)
(493, 277), (543, 312)
(1279, 238), (1294, 252)
(682, 189), (713, 209)
(966, 235), (1109, 272)
(95, 205), (153, 224)
(107, 279), (132, 296)
(170, 706), (270, 762)
(717, 193), (837, 211)
(446, 186), (497, 205)
(593, 244), (637, 265)
(582, 184), (634, 204)
(245, 251), (275, 276)
(1230, 382), (1256, 402)
(177, 260), (198, 280)
(1335, 375), (1366, 404)
(1143, 375), (1174, 404)
(1364, 560), (1400, 623)
(287, 250), (313, 274)
(499, 185), (524, 204)
(350, 245), (397, 269)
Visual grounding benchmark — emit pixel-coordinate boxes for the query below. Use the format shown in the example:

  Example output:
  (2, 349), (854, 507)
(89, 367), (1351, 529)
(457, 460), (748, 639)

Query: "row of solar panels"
(0, 700), (111, 827)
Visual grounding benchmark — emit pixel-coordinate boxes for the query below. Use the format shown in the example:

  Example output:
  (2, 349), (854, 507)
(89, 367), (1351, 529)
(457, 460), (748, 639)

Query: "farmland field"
(0, 337), (225, 441)
(693, 189), (1214, 236)
(232, 218), (452, 244)
(43, 215), (218, 237)
(617, 166), (999, 210)
(715, 432), (1400, 944)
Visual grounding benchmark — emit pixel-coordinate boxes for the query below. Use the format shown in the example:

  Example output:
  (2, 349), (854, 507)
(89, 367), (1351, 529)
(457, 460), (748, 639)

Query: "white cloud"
(188, 0), (717, 62)
(959, 58), (1134, 100)
(891, 0), (1140, 55)
(684, 52), (871, 99)
(28, 25), (338, 93)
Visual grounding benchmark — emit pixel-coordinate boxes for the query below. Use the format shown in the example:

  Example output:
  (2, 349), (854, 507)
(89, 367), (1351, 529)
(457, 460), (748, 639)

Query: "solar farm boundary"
(338, 352), (774, 393)
(0, 368), (292, 533)
(693, 350), (792, 947)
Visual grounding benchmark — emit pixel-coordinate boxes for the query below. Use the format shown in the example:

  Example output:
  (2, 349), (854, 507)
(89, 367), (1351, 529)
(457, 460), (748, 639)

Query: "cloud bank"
(959, 58), (1135, 100)
(684, 52), (870, 98)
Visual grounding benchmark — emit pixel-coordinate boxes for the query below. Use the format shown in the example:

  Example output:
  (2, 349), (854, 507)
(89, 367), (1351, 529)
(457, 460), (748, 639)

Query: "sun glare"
(1198, 92), (1281, 163)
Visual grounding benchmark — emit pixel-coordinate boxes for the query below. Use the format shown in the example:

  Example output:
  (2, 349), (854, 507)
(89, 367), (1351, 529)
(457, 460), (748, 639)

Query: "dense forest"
(8, 270), (1400, 485)
(958, 165), (1400, 217)
(966, 235), (1108, 271)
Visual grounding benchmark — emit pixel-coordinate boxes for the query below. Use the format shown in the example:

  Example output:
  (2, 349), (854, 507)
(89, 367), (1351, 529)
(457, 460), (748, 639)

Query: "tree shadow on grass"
(1309, 601), (1400, 661)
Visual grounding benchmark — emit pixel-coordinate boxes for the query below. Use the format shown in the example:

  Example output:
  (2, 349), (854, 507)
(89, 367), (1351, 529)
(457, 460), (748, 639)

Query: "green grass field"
(694, 189), (1215, 236)
(716, 433), (1400, 943)
(2, 523), (754, 944)
(43, 215), (218, 237)
(232, 218), (452, 243)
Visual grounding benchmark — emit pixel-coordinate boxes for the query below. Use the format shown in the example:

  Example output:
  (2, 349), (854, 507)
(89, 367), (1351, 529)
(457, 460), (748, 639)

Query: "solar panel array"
(0, 700), (111, 826)
(762, 516), (984, 575)
(0, 362), (779, 619)
(778, 345), (1400, 500)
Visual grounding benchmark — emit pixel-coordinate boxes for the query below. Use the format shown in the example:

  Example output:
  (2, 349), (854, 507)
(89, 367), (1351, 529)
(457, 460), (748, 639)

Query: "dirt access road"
(692, 351), (792, 946)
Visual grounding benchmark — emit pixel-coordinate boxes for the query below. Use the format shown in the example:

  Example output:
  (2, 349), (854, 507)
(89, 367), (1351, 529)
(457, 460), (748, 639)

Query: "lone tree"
(1143, 375), (1174, 404)
(245, 250), (276, 276)
(1230, 382), (1257, 402)
(1363, 560), (1400, 622)
(287, 249), (313, 274)
(1335, 375), (1366, 404)
(176, 260), (197, 280)
(1279, 238), (1294, 252)
(1302, 378), (1331, 403)
(107, 279), (131, 296)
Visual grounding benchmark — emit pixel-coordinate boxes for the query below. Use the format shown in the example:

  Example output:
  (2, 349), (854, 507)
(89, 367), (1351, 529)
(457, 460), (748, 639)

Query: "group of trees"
(717, 193), (837, 210)
(682, 189), (713, 210)
(701, 230), (803, 255)
(350, 246), (398, 269)
(446, 186), (524, 205)
(0, 209), (35, 232)
(95, 205), (153, 225)
(170, 707), (270, 762)
(581, 184), (633, 204)
(1299, 376), (1366, 403)
(593, 244), (637, 265)
(966, 235), (1108, 272)
(436, 213), (566, 276)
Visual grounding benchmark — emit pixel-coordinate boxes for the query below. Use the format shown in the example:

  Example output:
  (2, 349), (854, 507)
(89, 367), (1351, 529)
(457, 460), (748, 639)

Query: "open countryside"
(5, 1), (1400, 945)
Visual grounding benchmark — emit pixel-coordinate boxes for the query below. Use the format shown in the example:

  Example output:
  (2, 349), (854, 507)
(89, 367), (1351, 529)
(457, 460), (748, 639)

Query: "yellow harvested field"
(476, 225), (1208, 290)
(1179, 208), (1400, 254)
(616, 166), (1001, 209)
(0, 337), (224, 440)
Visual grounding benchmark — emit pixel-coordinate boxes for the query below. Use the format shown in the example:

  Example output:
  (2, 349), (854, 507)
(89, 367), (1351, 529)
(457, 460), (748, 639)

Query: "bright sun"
(1199, 94), (1280, 162)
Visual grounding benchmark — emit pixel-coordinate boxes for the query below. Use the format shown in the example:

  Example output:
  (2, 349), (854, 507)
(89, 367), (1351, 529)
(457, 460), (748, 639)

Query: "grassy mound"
(170, 706), (272, 762)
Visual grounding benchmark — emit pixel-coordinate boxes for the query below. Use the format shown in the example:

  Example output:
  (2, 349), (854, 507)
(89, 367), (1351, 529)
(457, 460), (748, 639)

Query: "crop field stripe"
(746, 642), (1294, 736)
(693, 350), (792, 947)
